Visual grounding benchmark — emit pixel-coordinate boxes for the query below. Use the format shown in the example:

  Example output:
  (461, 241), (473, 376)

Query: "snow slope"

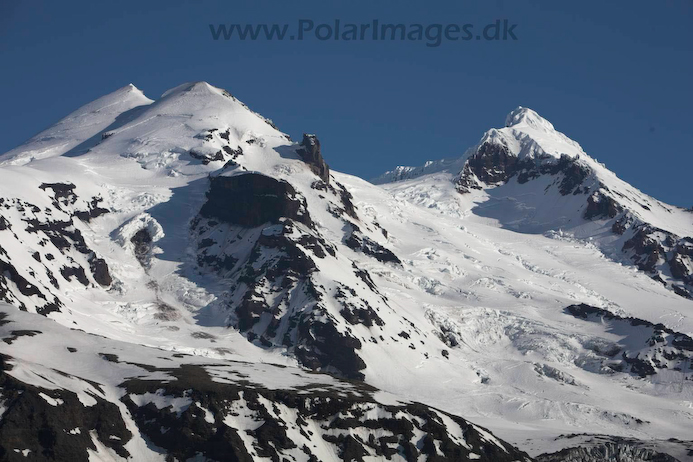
(1, 85), (692, 461)
(0, 84), (153, 167)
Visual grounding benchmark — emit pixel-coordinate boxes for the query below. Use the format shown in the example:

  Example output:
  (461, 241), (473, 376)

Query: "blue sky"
(1, 0), (691, 207)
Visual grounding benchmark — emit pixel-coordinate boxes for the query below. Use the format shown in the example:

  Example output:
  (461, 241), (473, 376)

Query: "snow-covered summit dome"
(505, 106), (556, 133)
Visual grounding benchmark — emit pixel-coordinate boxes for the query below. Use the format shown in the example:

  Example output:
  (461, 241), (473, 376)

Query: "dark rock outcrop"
(88, 254), (112, 287)
(332, 181), (358, 219)
(0, 247), (62, 315)
(74, 197), (109, 222)
(344, 225), (401, 264)
(59, 265), (89, 286)
(130, 228), (153, 268)
(24, 218), (89, 254)
(189, 148), (225, 165)
(295, 314), (367, 381)
(584, 191), (622, 220)
(238, 226), (368, 380)
(565, 303), (693, 378)
(463, 139), (519, 186)
(38, 183), (78, 208)
(0, 259), (43, 300)
(617, 223), (693, 296)
(456, 141), (592, 198)
(200, 173), (312, 227)
(537, 439), (680, 462)
(0, 355), (132, 461)
(297, 134), (330, 184)
(191, 128), (244, 164)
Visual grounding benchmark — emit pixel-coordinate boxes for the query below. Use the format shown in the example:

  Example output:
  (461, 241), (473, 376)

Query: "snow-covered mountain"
(376, 107), (693, 300)
(0, 83), (691, 461)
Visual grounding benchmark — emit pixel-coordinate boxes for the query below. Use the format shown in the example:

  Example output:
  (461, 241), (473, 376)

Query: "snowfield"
(0, 82), (691, 461)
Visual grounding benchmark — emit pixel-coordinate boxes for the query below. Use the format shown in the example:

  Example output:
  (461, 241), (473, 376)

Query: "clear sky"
(1, 0), (691, 207)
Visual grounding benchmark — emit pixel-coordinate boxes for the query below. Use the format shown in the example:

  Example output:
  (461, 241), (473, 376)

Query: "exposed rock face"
(200, 173), (312, 227)
(88, 254), (112, 287)
(39, 183), (109, 222)
(59, 265), (89, 286)
(584, 191), (622, 220)
(74, 197), (109, 222)
(130, 228), (153, 268)
(462, 138), (520, 187)
(0, 255), (59, 314)
(294, 311), (368, 380)
(189, 148), (225, 164)
(297, 134), (330, 184)
(190, 128), (245, 165)
(344, 224), (401, 264)
(549, 156), (591, 196)
(537, 441), (680, 461)
(332, 180), (358, 219)
(38, 183), (78, 207)
(0, 355), (132, 461)
(616, 221), (693, 298)
(565, 303), (693, 378)
(456, 141), (591, 198)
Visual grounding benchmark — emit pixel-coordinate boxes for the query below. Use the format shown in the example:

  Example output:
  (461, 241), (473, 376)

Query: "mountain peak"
(504, 106), (556, 132)
(0, 83), (153, 166)
(160, 81), (221, 99)
(128, 82), (148, 93)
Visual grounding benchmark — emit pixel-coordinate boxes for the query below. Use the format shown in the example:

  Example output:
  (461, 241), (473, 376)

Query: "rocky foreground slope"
(0, 306), (531, 461)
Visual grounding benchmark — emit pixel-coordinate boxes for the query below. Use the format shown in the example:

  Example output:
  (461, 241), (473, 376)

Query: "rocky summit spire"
(298, 133), (330, 184)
